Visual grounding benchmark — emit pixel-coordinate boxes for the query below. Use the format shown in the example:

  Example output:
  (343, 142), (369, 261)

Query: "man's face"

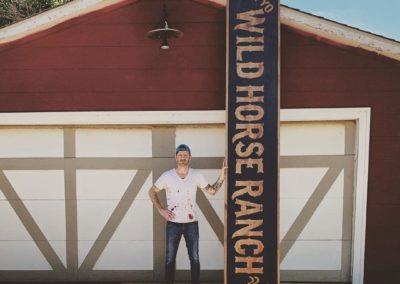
(176, 151), (191, 166)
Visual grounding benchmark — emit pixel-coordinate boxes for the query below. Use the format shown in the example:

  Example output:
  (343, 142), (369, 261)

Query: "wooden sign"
(225, 0), (280, 283)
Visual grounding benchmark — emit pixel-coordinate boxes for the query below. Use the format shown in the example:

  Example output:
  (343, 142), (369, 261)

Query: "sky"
(280, 0), (400, 41)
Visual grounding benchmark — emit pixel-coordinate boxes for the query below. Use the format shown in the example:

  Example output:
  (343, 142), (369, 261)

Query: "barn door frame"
(0, 107), (370, 284)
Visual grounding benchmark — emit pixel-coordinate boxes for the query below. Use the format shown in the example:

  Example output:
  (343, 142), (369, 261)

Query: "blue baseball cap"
(175, 144), (191, 155)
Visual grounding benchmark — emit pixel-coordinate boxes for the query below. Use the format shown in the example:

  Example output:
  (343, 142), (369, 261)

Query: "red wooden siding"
(0, 0), (225, 111)
(0, 1), (399, 282)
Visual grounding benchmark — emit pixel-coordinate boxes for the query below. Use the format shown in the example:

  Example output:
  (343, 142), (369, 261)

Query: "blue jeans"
(165, 221), (200, 284)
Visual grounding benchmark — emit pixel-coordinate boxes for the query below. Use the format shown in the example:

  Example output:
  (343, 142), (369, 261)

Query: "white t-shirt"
(155, 168), (209, 223)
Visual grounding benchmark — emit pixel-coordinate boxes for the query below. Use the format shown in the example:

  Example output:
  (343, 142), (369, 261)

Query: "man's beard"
(178, 159), (189, 166)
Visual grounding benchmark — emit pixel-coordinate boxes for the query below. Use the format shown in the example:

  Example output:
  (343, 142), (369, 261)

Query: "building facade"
(0, 0), (399, 283)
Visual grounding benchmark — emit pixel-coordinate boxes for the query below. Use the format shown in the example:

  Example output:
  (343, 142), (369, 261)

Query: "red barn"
(0, 0), (399, 283)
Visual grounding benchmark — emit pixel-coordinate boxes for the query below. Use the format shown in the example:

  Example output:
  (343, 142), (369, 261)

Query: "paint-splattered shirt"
(155, 168), (209, 223)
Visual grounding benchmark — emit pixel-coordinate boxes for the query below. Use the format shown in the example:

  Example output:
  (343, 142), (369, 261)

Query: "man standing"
(149, 144), (226, 284)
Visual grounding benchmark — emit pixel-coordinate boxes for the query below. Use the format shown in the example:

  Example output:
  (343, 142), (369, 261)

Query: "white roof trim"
(0, 0), (128, 45)
(280, 6), (400, 61)
(1, 0), (399, 61)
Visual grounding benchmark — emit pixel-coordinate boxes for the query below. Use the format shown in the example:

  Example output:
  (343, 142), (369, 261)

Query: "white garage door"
(0, 120), (354, 282)
(280, 121), (354, 282)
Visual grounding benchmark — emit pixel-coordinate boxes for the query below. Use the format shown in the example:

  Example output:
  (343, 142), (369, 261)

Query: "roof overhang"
(1, 0), (399, 61)
(280, 6), (400, 61)
(0, 0), (133, 45)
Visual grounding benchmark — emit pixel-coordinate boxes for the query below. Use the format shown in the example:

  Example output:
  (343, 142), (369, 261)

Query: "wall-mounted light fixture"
(146, 4), (183, 50)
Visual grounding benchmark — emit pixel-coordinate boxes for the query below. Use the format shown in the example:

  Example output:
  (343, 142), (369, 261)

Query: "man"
(149, 144), (226, 284)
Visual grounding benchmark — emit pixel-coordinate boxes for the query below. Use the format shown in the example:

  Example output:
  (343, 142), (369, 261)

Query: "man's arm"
(203, 159), (227, 196)
(148, 185), (175, 221)
(204, 176), (224, 195)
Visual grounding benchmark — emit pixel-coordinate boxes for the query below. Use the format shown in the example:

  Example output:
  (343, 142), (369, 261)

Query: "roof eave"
(280, 6), (400, 61)
(0, 0), (132, 45)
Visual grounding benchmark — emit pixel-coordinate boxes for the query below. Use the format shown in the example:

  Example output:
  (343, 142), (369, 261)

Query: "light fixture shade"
(146, 26), (183, 41)
(146, 4), (183, 49)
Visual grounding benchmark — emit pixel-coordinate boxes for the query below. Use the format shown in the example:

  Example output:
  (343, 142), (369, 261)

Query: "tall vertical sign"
(226, 1), (279, 284)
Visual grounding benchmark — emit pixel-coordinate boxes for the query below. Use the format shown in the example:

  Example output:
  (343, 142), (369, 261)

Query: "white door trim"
(0, 110), (225, 126)
(0, 108), (370, 284)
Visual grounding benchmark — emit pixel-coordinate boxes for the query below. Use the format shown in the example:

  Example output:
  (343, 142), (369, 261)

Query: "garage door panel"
(197, 199), (224, 241)
(0, 129), (64, 158)
(78, 200), (119, 241)
(281, 198), (344, 240)
(48, 241), (67, 268)
(3, 170), (65, 200)
(281, 240), (343, 270)
(281, 167), (346, 199)
(281, 240), (352, 282)
(198, 241), (224, 270)
(22, 200), (66, 241)
(93, 241), (153, 270)
(299, 196), (345, 240)
(110, 200), (153, 241)
(281, 269), (343, 282)
(75, 128), (152, 157)
(280, 121), (355, 156)
(280, 168), (330, 199)
(0, 200), (33, 240)
(0, 199), (66, 269)
(280, 121), (354, 282)
(0, 241), (52, 270)
(78, 240), (95, 268)
(76, 170), (138, 200)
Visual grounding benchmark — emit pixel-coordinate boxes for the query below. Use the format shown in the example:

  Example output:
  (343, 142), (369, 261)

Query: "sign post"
(225, 0), (280, 283)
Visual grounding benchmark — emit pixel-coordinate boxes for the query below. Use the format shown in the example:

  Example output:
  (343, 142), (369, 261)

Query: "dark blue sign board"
(226, 0), (279, 283)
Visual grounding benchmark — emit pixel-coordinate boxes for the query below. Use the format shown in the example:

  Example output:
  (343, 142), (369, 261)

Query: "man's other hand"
(158, 208), (175, 221)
